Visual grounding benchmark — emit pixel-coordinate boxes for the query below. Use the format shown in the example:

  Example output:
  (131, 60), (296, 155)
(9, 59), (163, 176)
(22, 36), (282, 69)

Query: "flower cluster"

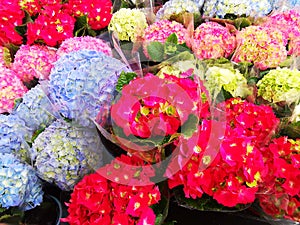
(155, 0), (200, 21)
(18, 0), (42, 16)
(56, 36), (112, 58)
(108, 8), (148, 42)
(0, 153), (43, 210)
(257, 68), (300, 105)
(110, 72), (201, 162)
(48, 49), (131, 127)
(232, 25), (287, 70)
(167, 120), (264, 207)
(30, 119), (103, 191)
(257, 137), (300, 222)
(12, 85), (56, 132)
(1, 0), (113, 47)
(0, 1), (24, 46)
(192, 22), (236, 60)
(0, 114), (32, 160)
(259, 10), (300, 56)
(143, 20), (188, 57)
(273, 0), (300, 10)
(0, 67), (28, 114)
(66, 0), (113, 30)
(26, 4), (76, 47)
(12, 44), (57, 82)
(202, 0), (273, 17)
(219, 98), (280, 147)
(62, 155), (161, 225)
(167, 98), (279, 207)
(204, 66), (250, 98)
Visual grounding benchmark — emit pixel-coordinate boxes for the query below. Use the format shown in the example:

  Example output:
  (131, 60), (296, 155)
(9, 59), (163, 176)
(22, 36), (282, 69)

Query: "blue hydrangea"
(0, 114), (32, 160)
(31, 119), (103, 191)
(156, 0), (200, 21)
(12, 85), (57, 133)
(0, 153), (43, 210)
(272, 0), (300, 10)
(203, 0), (273, 18)
(48, 50), (131, 127)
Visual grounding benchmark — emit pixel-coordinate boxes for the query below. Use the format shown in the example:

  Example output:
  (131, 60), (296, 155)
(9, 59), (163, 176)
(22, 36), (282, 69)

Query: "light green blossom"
(108, 8), (148, 42)
(205, 66), (250, 98)
(257, 68), (300, 105)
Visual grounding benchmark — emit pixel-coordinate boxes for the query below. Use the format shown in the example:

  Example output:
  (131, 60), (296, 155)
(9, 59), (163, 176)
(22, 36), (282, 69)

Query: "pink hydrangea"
(12, 44), (57, 82)
(56, 36), (112, 58)
(0, 67), (28, 113)
(259, 10), (300, 56)
(232, 26), (287, 70)
(192, 22), (236, 60)
(143, 20), (188, 58)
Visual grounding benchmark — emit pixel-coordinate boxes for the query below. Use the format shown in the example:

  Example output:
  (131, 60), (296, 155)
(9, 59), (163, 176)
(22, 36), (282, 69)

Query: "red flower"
(27, 5), (75, 46)
(0, 1), (24, 45)
(66, 0), (112, 30)
(63, 156), (161, 225)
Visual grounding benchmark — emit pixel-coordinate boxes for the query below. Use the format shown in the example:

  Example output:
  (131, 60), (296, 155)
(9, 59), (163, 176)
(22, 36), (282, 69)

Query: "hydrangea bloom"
(62, 155), (161, 225)
(259, 10), (300, 56)
(258, 137), (300, 222)
(0, 67), (28, 114)
(155, 0), (200, 21)
(192, 22), (236, 60)
(0, 1), (24, 45)
(0, 114), (32, 160)
(108, 8), (148, 42)
(232, 26), (287, 70)
(205, 66), (250, 98)
(192, 0), (205, 8)
(31, 119), (103, 191)
(56, 36), (112, 58)
(273, 0), (300, 10)
(26, 5), (75, 47)
(257, 68), (300, 105)
(12, 44), (57, 82)
(143, 20), (188, 58)
(18, 0), (42, 16)
(203, 0), (273, 18)
(67, 0), (112, 30)
(0, 153), (43, 210)
(48, 50), (131, 127)
(12, 85), (57, 133)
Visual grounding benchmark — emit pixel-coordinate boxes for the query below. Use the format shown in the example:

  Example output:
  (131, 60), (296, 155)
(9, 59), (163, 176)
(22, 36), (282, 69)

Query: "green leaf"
(74, 15), (88, 36)
(234, 17), (252, 30)
(116, 71), (137, 93)
(147, 42), (165, 62)
(166, 33), (178, 45)
(181, 114), (199, 138)
(15, 24), (27, 37)
(165, 43), (177, 56)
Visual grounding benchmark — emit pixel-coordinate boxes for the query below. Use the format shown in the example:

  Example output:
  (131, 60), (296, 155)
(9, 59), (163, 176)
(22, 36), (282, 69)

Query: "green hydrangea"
(108, 8), (148, 42)
(257, 68), (300, 105)
(204, 66), (250, 98)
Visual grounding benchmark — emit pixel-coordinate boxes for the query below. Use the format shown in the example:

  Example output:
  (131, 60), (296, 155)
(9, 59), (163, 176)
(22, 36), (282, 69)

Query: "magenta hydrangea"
(12, 44), (57, 82)
(143, 20), (188, 58)
(232, 26), (287, 70)
(192, 22), (236, 60)
(0, 67), (28, 113)
(56, 36), (112, 58)
(259, 10), (300, 56)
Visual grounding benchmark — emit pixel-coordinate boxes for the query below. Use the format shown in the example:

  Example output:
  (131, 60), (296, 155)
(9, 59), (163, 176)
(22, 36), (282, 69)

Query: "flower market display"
(1, 0), (300, 225)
